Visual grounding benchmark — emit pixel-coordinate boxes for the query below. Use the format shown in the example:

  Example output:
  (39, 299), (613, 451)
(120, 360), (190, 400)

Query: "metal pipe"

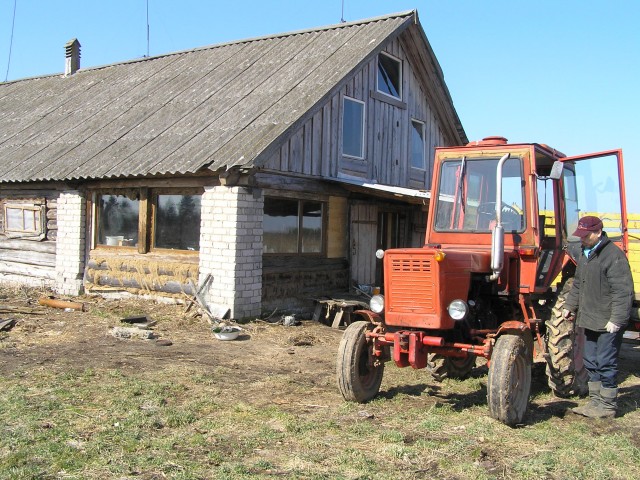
(489, 153), (510, 281)
(494, 153), (510, 225)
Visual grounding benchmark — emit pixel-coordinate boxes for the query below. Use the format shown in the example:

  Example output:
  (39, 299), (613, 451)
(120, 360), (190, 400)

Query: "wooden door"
(350, 203), (378, 287)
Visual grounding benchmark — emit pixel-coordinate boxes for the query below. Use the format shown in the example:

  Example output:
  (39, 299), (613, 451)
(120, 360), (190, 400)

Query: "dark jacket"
(565, 232), (634, 332)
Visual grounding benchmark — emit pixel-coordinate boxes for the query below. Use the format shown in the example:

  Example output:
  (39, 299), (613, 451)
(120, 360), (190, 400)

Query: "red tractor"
(336, 136), (638, 426)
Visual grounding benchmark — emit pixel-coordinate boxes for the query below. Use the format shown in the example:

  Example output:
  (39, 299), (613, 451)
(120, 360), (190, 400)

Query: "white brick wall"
(55, 191), (86, 295)
(199, 186), (263, 320)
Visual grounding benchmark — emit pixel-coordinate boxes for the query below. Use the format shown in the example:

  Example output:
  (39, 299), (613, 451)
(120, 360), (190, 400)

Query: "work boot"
(584, 387), (618, 419)
(572, 381), (601, 416)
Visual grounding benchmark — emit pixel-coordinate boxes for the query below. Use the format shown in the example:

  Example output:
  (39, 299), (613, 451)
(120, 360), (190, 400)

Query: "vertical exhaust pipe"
(489, 153), (510, 281)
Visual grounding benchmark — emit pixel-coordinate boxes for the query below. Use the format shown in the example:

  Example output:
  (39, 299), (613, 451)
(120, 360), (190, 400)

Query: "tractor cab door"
(559, 150), (628, 262)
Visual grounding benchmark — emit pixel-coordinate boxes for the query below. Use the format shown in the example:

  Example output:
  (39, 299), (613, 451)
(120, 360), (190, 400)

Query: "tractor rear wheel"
(546, 277), (588, 397)
(487, 334), (532, 426)
(336, 321), (384, 402)
(427, 353), (476, 381)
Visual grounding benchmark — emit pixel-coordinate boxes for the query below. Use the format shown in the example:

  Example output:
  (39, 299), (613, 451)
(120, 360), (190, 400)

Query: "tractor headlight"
(370, 294), (385, 313)
(447, 299), (468, 321)
(375, 249), (385, 259)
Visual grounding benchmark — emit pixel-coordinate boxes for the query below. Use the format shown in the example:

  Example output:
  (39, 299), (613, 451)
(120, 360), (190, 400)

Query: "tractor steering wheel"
(477, 201), (520, 217)
(477, 201), (522, 230)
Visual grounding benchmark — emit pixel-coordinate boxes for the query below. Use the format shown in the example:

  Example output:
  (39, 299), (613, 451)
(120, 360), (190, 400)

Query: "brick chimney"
(64, 38), (81, 76)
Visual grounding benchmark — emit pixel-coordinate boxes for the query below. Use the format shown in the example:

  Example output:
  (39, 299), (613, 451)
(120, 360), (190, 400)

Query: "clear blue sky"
(1, 0), (638, 212)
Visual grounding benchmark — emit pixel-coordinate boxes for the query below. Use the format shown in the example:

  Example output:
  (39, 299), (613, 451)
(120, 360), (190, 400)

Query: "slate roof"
(0, 10), (464, 183)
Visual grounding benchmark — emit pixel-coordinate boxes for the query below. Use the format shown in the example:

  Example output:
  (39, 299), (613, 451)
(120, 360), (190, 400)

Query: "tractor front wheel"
(487, 334), (532, 426)
(336, 321), (384, 402)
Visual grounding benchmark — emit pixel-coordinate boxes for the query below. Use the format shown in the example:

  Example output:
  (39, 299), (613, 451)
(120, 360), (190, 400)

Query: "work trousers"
(583, 328), (624, 389)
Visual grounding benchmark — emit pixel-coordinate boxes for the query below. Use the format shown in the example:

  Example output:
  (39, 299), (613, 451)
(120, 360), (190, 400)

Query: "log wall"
(0, 186), (60, 285)
(84, 252), (199, 298)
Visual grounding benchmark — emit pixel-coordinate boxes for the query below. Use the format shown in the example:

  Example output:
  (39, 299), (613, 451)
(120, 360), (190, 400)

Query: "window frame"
(3, 202), (46, 240)
(342, 96), (366, 160)
(92, 188), (203, 255)
(410, 119), (426, 170)
(151, 189), (202, 253)
(434, 156), (527, 234)
(93, 191), (141, 250)
(376, 51), (403, 101)
(263, 196), (327, 256)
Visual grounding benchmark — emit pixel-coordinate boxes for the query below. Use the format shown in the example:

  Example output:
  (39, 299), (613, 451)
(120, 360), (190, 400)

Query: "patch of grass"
(2, 285), (640, 479)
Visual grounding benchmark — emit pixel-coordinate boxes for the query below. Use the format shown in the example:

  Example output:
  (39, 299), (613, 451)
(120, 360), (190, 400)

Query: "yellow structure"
(586, 212), (639, 295)
(542, 212), (639, 296)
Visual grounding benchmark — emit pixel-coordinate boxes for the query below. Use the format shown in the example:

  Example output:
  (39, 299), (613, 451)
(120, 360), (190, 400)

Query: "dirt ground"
(1, 285), (639, 419)
(0, 287), (349, 410)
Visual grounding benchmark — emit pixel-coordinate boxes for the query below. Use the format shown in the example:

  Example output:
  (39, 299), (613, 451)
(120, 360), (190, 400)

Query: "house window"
(411, 120), (426, 169)
(263, 197), (324, 254)
(97, 194), (139, 246)
(94, 190), (203, 252)
(154, 194), (201, 251)
(3, 203), (45, 239)
(377, 52), (402, 100)
(342, 97), (365, 159)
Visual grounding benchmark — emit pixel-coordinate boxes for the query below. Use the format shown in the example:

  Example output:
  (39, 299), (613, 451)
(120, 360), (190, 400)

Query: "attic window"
(3, 203), (46, 240)
(377, 52), (402, 100)
(342, 97), (365, 159)
(411, 120), (426, 169)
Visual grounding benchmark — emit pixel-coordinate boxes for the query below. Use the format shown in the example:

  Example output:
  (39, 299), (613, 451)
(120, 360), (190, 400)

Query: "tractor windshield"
(434, 156), (525, 233)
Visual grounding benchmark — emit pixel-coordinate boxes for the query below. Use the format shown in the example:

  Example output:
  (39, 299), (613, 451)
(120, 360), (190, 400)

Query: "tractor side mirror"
(550, 161), (564, 180)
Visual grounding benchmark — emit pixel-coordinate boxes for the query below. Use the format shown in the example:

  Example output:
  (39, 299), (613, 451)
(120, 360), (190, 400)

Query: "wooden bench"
(312, 297), (370, 328)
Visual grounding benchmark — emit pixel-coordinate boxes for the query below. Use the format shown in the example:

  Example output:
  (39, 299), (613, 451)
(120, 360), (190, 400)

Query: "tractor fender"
(352, 309), (383, 325)
(494, 321), (534, 359)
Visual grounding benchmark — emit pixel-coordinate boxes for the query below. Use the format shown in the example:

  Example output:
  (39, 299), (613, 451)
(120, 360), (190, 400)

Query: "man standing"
(562, 215), (634, 418)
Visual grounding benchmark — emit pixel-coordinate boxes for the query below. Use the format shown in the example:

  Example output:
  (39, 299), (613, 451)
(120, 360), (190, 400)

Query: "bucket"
(105, 235), (124, 246)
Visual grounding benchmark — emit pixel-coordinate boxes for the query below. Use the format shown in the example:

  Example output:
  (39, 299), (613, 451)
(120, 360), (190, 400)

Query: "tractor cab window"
(434, 156), (525, 233)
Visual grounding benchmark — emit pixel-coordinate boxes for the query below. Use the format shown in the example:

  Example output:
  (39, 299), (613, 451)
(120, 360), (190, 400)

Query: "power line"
(4, 0), (17, 82)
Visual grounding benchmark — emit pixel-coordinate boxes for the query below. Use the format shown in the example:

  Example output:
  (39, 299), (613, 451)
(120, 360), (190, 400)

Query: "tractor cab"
(427, 136), (628, 296)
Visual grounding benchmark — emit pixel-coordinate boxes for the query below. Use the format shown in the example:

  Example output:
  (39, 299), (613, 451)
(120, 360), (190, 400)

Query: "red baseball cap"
(572, 215), (603, 237)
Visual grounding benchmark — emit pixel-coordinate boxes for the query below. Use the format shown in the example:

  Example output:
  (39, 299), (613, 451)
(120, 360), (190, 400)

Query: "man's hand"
(605, 322), (621, 333)
(562, 308), (576, 321)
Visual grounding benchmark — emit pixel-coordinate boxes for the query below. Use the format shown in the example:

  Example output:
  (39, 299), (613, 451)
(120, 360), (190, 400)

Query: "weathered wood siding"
(0, 187), (59, 285)
(263, 37), (449, 190)
(410, 207), (428, 247)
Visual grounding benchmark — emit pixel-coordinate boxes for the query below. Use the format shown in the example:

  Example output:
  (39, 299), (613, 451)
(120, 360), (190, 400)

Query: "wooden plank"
(330, 92), (340, 178)
(0, 238), (56, 254)
(290, 129), (304, 173)
(311, 110), (322, 177)
(0, 250), (55, 267)
(321, 103), (331, 178)
(303, 117), (312, 176)
(138, 188), (150, 254)
(331, 309), (344, 329)
(312, 302), (323, 322)
(0, 261), (55, 280)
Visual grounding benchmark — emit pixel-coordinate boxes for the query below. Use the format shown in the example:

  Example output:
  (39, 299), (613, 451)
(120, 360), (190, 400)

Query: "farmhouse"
(0, 10), (466, 319)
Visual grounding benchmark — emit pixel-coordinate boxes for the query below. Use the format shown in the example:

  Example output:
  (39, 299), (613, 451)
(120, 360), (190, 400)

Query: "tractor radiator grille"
(387, 256), (436, 313)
